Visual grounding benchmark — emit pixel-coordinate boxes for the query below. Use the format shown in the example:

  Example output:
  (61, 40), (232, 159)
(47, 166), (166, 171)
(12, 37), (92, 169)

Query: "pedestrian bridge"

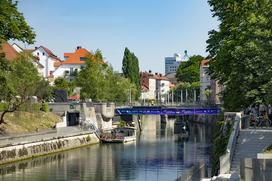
(115, 106), (220, 116)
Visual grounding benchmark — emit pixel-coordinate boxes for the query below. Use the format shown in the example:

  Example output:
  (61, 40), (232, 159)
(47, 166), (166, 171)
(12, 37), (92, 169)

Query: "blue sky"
(17, 0), (218, 73)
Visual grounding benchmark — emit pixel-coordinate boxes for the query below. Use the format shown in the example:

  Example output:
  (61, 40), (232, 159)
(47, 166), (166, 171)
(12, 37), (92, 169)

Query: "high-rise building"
(165, 51), (189, 75)
(165, 53), (182, 75)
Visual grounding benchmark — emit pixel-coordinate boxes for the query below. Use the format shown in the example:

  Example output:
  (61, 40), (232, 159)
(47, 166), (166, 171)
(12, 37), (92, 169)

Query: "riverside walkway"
(231, 129), (272, 174)
(0, 126), (92, 148)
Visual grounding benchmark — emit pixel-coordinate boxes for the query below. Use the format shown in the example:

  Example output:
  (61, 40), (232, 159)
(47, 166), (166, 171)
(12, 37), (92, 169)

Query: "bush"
(211, 119), (233, 176)
(41, 103), (49, 112)
(0, 103), (8, 111)
(118, 120), (126, 128)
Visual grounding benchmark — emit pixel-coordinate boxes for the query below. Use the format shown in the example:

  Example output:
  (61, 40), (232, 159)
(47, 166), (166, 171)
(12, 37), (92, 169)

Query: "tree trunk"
(0, 110), (9, 124)
(0, 107), (18, 125)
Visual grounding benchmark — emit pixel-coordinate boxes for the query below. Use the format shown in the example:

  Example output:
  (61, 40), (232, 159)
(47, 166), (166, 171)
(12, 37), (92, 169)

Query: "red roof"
(0, 42), (19, 60)
(62, 47), (90, 65)
(69, 94), (80, 100)
(200, 59), (209, 66)
(40, 46), (61, 61)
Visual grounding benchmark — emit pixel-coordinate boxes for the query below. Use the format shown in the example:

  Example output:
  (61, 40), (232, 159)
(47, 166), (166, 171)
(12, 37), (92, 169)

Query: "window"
(43, 52), (45, 56)
(37, 52), (39, 56)
(70, 68), (73, 75)
(80, 57), (87, 61)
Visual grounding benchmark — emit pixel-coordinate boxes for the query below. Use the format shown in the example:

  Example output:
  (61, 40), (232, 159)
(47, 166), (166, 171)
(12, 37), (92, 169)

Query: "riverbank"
(0, 127), (99, 165)
(0, 111), (61, 135)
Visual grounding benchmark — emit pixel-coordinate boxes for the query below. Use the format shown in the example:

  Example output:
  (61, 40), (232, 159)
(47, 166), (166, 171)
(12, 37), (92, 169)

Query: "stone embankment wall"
(0, 133), (99, 165)
(49, 102), (115, 131)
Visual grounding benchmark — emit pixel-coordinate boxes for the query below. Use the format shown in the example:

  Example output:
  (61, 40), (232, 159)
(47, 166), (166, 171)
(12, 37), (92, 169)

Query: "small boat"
(100, 127), (136, 143)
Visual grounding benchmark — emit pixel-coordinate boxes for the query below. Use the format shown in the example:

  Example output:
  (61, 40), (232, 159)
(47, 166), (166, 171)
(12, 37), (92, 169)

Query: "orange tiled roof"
(200, 59), (209, 66)
(0, 42), (19, 60)
(62, 48), (90, 65)
(69, 94), (80, 100)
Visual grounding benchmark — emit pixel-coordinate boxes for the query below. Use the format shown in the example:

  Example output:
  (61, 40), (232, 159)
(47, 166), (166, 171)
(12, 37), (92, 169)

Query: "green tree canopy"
(207, 0), (272, 111)
(176, 55), (204, 83)
(0, 55), (41, 123)
(0, 0), (35, 44)
(122, 47), (140, 100)
(77, 50), (137, 103)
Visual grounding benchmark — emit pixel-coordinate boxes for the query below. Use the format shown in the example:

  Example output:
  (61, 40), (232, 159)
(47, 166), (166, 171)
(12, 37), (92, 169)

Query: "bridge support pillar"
(161, 115), (168, 124)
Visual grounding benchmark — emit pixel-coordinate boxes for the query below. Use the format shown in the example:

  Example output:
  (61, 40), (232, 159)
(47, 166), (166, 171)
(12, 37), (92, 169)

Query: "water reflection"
(0, 115), (214, 181)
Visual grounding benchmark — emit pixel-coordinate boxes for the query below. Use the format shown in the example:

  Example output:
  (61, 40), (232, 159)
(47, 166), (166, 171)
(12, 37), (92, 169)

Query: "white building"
(32, 46), (61, 80)
(53, 46), (90, 81)
(140, 71), (171, 103)
(11, 43), (45, 76)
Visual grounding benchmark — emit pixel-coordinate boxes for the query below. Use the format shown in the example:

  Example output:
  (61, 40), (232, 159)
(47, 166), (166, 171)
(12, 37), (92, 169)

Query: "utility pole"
(180, 90), (183, 105)
(171, 89), (174, 105)
(185, 89), (188, 103)
(194, 89), (196, 103)
(167, 92), (169, 105)
(129, 89), (132, 106)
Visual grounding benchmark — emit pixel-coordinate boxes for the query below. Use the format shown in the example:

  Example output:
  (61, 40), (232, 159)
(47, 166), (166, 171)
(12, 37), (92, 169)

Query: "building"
(165, 53), (182, 75)
(200, 59), (222, 105)
(140, 71), (156, 100)
(31, 46), (61, 79)
(53, 46), (90, 81)
(1, 42), (44, 76)
(140, 71), (170, 103)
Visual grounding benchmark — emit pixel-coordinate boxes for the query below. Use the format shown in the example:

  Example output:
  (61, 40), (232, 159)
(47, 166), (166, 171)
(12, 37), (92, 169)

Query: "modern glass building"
(164, 53), (182, 75)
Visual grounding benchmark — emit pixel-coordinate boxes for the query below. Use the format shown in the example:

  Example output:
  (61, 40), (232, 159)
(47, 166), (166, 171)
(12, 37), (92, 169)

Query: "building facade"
(200, 59), (222, 105)
(32, 46), (61, 79)
(165, 53), (182, 75)
(140, 71), (170, 103)
(53, 46), (90, 81)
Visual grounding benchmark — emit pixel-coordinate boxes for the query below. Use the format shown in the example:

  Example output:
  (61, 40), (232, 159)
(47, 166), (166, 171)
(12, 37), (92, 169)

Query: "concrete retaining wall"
(0, 133), (99, 165)
(219, 112), (242, 174)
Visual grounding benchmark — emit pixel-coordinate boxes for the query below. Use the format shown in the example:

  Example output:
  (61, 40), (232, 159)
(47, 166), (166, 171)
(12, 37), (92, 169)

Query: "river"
(0, 115), (214, 181)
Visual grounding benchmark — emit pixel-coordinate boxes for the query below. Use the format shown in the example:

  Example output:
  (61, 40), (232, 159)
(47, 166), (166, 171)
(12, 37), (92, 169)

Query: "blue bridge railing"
(115, 106), (220, 115)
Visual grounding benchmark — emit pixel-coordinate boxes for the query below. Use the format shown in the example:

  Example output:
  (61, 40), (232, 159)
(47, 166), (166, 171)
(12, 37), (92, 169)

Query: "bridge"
(115, 106), (220, 116)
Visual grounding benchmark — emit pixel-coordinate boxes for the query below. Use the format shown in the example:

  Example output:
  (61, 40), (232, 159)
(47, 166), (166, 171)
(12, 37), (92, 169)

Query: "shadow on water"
(0, 115), (216, 181)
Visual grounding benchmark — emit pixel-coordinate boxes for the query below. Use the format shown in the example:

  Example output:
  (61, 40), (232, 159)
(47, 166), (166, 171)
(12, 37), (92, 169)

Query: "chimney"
(159, 73), (162, 77)
(35, 47), (38, 50)
(149, 70), (152, 73)
(76, 46), (82, 50)
(155, 73), (158, 75)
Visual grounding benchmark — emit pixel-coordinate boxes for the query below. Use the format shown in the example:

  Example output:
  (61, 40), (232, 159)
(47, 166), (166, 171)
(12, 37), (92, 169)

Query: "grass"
(0, 111), (61, 135)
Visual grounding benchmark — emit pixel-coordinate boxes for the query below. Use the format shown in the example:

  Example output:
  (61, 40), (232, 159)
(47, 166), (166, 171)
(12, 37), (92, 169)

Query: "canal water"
(0, 115), (214, 181)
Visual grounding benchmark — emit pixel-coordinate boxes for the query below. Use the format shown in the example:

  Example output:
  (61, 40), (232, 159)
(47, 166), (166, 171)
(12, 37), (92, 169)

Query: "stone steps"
(230, 129), (272, 173)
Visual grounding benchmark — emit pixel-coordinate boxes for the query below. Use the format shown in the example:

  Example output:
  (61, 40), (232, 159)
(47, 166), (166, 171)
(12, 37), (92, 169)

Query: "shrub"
(0, 103), (8, 111)
(41, 103), (49, 112)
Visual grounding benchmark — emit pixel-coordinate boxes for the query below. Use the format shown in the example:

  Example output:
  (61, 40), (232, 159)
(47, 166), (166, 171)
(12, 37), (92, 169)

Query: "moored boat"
(100, 127), (136, 143)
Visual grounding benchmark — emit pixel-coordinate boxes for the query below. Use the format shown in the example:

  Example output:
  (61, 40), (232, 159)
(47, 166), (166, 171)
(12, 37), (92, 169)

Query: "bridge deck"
(115, 106), (220, 115)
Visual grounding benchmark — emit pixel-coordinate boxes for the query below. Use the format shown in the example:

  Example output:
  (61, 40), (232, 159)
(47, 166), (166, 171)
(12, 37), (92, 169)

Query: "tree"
(122, 48), (141, 100)
(176, 55), (204, 83)
(35, 79), (53, 101)
(0, 55), (41, 123)
(76, 50), (107, 101)
(0, 0), (35, 44)
(173, 82), (200, 103)
(53, 77), (75, 96)
(207, 0), (272, 111)
(76, 50), (137, 103)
